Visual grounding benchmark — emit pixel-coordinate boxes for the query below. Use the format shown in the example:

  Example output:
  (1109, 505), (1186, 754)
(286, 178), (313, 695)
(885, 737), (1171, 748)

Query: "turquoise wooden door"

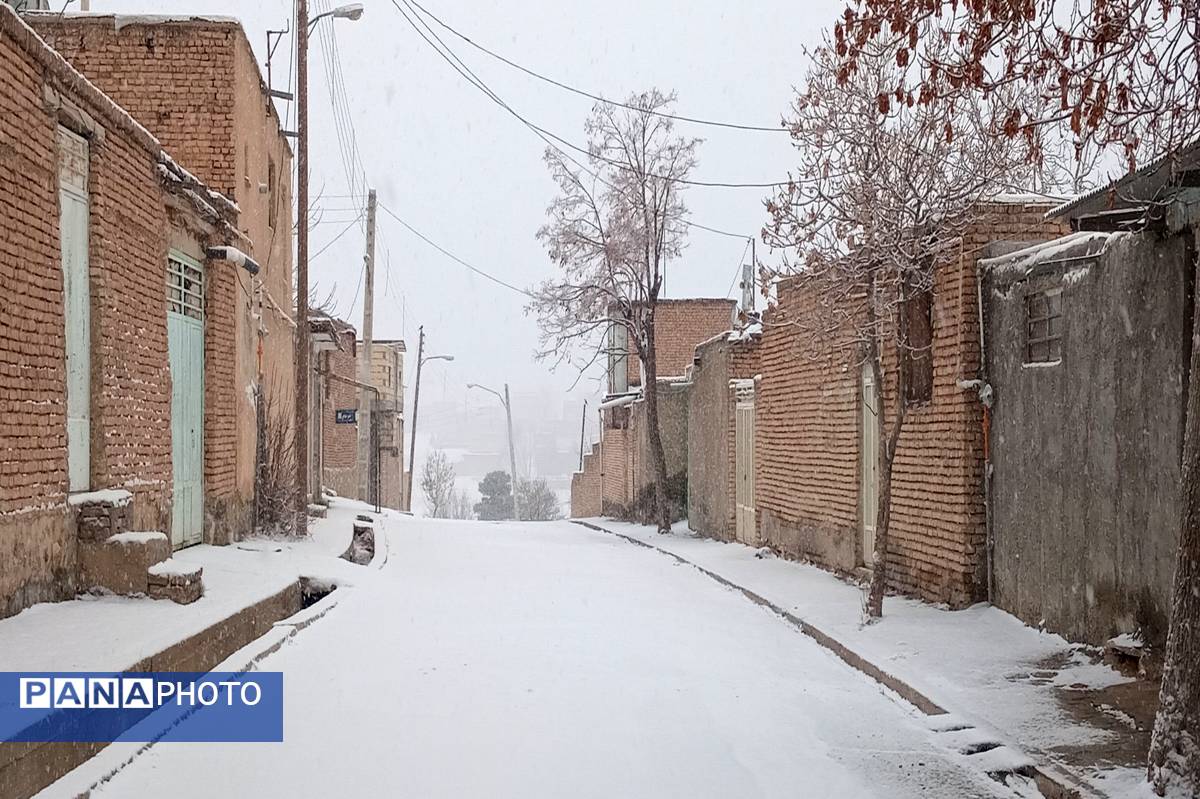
(167, 253), (205, 548)
(58, 127), (91, 492)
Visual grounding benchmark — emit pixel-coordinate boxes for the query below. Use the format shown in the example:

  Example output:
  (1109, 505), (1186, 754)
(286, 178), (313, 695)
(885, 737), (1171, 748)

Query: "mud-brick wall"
(754, 202), (1067, 607)
(320, 333), (360, 500)
(986, 230), (1189, 645)
(0, 9), (175, 616)
(688, 335), (759, 541)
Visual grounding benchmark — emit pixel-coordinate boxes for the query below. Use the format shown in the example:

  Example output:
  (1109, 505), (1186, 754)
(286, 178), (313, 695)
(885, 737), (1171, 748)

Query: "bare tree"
(835, 0), (1200, 172)
(516, 478), (563, 521)
(448, 488), (476, 521)
(762, 36), (1035, 618)
(833, 6), (1200, 793)
(420, 450), (456, 518)
(528, 89), (699, 534)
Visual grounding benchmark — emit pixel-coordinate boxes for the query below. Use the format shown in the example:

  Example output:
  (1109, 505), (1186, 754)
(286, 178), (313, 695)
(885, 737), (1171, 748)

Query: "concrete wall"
(687, 335), (759, 541)
(985, 230), (1189, 645)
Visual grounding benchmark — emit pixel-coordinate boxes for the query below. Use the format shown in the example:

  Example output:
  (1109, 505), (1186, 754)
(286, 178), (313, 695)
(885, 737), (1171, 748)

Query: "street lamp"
(404, 325), (453, 511)
(467, 382), (518, 520)
(294, 0), (363, 533)
(308, 3), (364, 30)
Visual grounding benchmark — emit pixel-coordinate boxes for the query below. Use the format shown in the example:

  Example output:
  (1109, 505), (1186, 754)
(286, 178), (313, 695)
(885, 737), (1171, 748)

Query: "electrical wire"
(378, 202), (534, 298)
(310, 211), (366, 261)
(403, 0), (787, 134)
(390, 0), (788, 190)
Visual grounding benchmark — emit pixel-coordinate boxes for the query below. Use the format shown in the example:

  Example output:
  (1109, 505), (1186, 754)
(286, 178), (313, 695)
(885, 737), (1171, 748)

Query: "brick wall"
(755, 203), (1069, 607)
(0, 7), (240, 616)
(625, 298), (735, 386)
(570, 442), (602, 517)
(32, 13), (295, 519)
(320, 331), (360, 499)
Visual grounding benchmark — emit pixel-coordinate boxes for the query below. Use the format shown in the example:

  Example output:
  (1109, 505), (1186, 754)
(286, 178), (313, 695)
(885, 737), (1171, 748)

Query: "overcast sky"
(95, 0), (841, 416)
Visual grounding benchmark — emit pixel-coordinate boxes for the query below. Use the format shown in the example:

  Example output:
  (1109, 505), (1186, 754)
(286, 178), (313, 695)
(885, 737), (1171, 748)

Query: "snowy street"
(78, 517), (1028, 799)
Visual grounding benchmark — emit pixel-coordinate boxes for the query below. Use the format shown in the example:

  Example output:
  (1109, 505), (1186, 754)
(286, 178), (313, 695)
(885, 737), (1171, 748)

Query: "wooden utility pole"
(294, 0), (310, 534)
(405, 326), (425, 511)
(504, 383), (518, 519)
(356, 188), (377, 503)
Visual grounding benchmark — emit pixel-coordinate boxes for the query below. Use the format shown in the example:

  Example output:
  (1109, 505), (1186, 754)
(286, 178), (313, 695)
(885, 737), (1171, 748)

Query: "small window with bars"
(1026, 289), (1062, 364)
(167, 254), (205, 321)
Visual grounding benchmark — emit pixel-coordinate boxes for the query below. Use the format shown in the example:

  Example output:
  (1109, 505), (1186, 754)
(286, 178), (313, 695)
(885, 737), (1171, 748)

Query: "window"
(902, 280), (933, 405)
(167, 254), (205, 321)
(1026, 290), (1063, 364)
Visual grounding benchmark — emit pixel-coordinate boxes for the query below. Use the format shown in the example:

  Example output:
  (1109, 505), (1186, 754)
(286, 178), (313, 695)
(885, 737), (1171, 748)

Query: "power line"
(310, 211), (366, 261)
(404, 0), (787, 135)
(390, 0), (788, 190)
(377, 202), (534, 298)
(388, 0), (755, 241)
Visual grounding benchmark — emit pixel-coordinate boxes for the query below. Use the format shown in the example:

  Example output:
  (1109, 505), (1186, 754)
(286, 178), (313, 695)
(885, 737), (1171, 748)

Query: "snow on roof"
(985, 192), (1068, 205)
(599, 393), (640, 411)
(727, 321), (763, 343)
(32, 12), (241, 28)
(980, 231), (1113, 278)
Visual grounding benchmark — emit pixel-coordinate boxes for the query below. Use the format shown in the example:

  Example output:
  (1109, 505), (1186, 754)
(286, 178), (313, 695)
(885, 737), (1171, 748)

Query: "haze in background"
(83, 0), (839, 495)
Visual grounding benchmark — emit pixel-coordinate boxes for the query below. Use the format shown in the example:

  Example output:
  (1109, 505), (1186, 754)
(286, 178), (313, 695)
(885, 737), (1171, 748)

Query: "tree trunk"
(1148, 248), (1200, 796)
(865, 274), (910, 620)
(642, 316), (672, 534)
(865, 337), (907, 618)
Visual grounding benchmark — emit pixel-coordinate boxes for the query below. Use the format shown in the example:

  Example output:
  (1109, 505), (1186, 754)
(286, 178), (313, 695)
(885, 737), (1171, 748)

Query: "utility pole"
(294, 0), (310, 535)
(741, 238), (756, 312)
(504, 383), (518, 519)
(578, 399), (588, 471)
(405, 327), (425, 512)
(356, 188), (377, 503)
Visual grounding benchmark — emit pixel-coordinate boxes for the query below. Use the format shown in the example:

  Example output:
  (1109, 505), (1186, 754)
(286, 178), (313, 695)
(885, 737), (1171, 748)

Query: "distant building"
(573, 298), (736, 520)
(362, 339), (406, 510)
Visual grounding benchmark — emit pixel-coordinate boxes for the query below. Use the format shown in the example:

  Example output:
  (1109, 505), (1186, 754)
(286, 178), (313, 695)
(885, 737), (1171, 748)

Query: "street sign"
(335, 409), (357, 424)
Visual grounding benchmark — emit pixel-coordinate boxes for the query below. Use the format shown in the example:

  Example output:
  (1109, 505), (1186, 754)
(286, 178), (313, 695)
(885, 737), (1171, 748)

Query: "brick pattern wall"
(755, 204), (1069, 606)
(89, 132), (173, 530)
(32, 18), (239, 197)
(0, 8), (234, 616)
(570, 442), (602, 517)
(321, 333), (359, 499)
(0, 19), (72, 616)
(626, 298), (736, 386)
(202, 255), (238, 506)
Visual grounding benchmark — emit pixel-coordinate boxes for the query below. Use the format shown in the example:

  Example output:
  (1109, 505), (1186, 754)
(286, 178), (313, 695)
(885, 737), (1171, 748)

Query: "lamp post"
(404, 325), (453, 511)
(294, 0), (363, 533)
(467, 382), (518, 520)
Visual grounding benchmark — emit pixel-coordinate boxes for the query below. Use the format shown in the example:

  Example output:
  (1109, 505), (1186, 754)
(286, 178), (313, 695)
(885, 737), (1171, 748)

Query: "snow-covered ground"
(42, 516), (1048, 799)
(583, 519), (1151, 798)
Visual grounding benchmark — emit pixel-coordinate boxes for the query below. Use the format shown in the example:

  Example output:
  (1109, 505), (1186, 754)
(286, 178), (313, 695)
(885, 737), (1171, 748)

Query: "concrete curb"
(571, 519), (1100, 799)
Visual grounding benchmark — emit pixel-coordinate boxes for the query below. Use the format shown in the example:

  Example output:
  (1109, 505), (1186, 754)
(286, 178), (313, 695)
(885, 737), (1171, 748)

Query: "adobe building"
(310, 313), (360, 502)
(29, 11), (296, 537)
(572, 298), (736, 520)
(752, 200), (1067, 607)
(363, 339), (406, 510)
(0, 5), (252, 617)
(686, 323), (761, 543)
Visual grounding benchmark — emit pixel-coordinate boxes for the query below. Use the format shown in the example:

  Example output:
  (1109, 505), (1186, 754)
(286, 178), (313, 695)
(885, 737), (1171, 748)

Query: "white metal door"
(58, 127), (91, 493)
(167, 253), (205, 548)
(860, 364), (880, 566)
(735, 399), (756, 545)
